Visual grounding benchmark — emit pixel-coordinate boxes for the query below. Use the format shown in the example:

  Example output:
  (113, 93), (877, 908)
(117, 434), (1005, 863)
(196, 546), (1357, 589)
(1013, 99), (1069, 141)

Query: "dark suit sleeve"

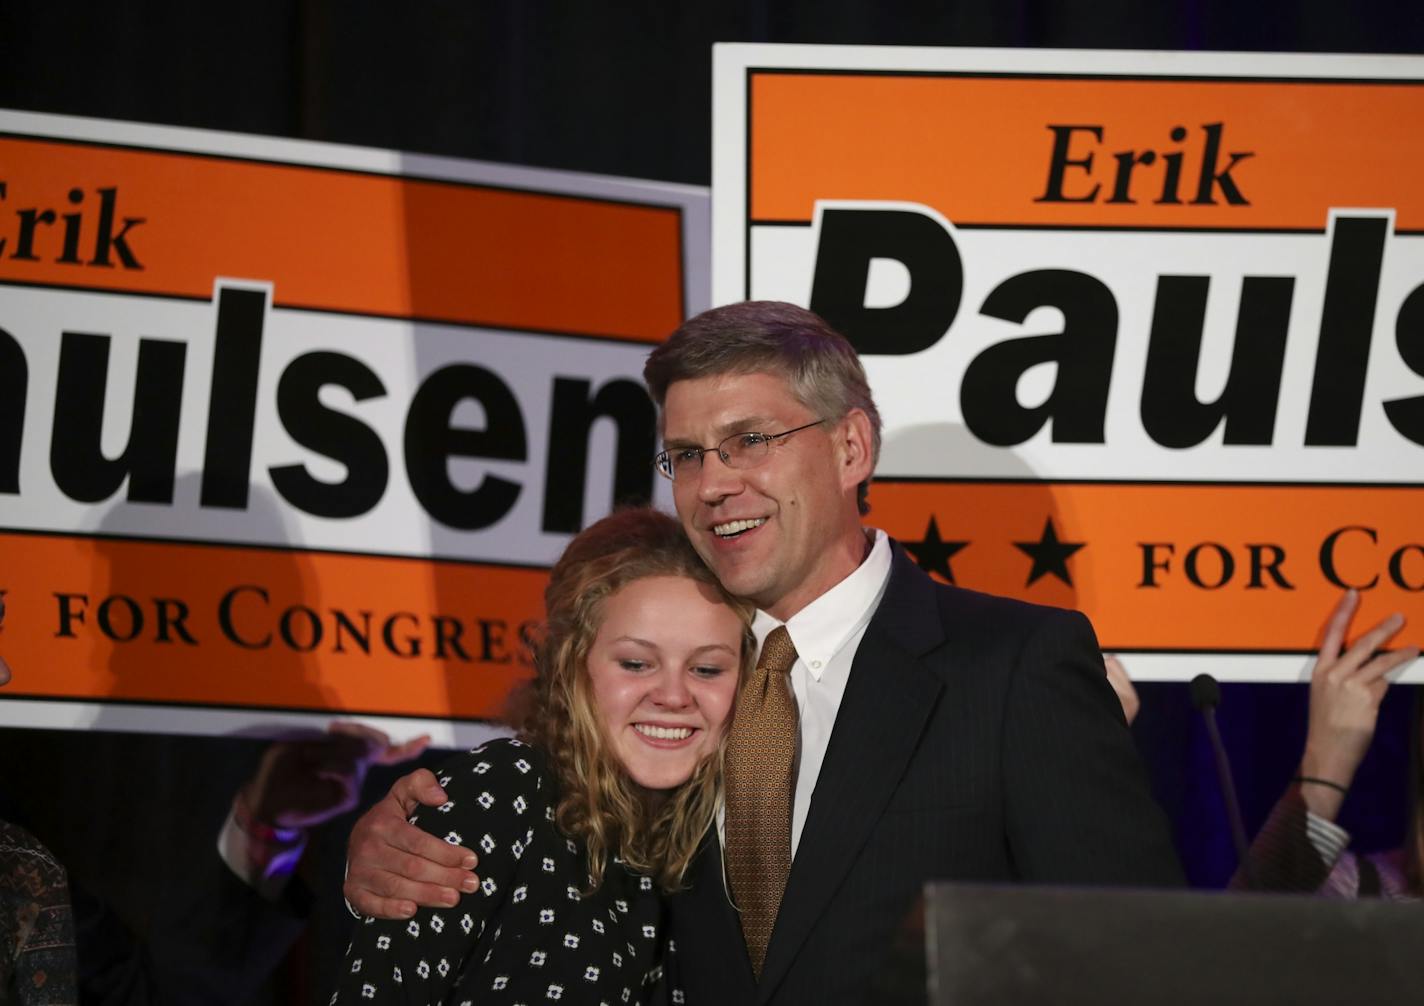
(75, 852), (308, 1006)
(1000, 609), (1184, 886)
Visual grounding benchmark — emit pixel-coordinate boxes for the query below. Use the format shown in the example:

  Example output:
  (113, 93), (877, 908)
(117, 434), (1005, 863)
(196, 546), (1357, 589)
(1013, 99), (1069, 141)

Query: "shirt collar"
(752, 528), (893, 680)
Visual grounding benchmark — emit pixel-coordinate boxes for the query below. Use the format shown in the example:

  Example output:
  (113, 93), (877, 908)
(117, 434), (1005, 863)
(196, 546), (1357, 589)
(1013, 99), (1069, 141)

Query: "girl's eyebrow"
(610, 639), (737, 658)
(611, 636), (658, 648)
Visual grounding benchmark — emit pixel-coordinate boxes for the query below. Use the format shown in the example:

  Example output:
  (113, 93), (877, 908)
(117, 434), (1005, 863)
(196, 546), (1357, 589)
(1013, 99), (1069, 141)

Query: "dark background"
(6, 2), (1424, 189)
(2, 2), (1422, 1001)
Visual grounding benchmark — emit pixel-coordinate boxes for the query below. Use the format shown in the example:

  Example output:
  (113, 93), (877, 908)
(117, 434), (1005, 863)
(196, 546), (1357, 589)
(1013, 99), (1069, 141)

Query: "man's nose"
(692, 450), (743, 503)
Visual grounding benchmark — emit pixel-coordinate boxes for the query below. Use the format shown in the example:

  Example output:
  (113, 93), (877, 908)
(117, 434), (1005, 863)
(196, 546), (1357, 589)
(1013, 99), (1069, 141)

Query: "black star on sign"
(904, 516), (969, 585)
(1014, 517), (1085, 588)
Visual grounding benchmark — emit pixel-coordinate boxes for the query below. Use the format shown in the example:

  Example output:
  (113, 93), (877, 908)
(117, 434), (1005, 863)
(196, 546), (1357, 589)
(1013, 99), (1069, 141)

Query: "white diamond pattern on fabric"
(329, 737), (682, 1004)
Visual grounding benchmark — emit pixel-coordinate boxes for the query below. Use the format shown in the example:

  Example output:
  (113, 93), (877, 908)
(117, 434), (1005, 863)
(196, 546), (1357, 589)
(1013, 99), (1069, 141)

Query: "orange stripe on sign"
(874, 481), (1424, 652)
(0, 532), (544, 720)
(749, 73), (1424, 230)
(0, 137), (684, 341)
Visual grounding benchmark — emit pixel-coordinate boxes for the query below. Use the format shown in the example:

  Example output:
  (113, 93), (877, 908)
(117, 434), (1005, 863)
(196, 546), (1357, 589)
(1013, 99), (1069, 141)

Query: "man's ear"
(835, 408), (875, 492)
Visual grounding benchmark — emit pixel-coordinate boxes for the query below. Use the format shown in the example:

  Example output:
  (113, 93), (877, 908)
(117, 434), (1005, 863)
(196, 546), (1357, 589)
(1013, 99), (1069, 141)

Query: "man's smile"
(712, 517), (768, 538)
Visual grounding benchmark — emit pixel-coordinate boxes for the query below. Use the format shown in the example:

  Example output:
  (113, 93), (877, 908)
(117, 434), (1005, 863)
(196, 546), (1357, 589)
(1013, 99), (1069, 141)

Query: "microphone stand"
(1191, 673), (1256, 888)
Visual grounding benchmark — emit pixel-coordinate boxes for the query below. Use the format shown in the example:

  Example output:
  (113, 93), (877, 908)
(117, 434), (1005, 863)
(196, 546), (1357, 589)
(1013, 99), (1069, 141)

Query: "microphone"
(1188, 672), (1219, 712)
(1191, 673), (1255, 886)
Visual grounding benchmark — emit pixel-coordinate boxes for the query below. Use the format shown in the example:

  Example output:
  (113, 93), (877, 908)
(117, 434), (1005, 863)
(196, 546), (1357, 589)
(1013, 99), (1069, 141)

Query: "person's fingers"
(1336, 612), (1406, 678)
(322, 724), (430, 766)
(343, 884), (418, 921)
(1356, 644), (1422, 685)
(1317, 589), (1359, 671)
(363, 843), (474, 891)
(345, 810), (480, 909)
(303, 734), (378, 775)
(342, 868), (467, 919)
(1102, 655), (1140, 725)
(1365, 675), (1390, 705)
(358, 799), (474, 867)
(374, 734), (432, 766)
(389, 768), (448, 812)
(381, 817), (475, 869)
(328, 720), (394, 758)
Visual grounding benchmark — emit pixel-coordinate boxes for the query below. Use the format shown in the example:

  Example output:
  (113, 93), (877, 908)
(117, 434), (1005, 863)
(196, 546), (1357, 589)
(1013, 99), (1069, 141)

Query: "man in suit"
(343, 301), (1183, 1004)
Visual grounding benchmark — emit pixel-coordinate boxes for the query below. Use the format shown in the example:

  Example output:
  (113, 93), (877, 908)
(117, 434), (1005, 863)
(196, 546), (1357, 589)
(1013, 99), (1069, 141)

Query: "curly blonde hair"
(517, 506), (754, 892)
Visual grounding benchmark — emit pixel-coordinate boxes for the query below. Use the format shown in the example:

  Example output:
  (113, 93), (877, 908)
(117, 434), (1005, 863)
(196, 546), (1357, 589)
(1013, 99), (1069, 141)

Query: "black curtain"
(4, 1), (1423, 186)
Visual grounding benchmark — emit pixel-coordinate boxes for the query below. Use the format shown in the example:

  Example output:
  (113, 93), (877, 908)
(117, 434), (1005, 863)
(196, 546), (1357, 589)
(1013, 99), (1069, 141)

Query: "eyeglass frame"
(653, 419), (826, 481)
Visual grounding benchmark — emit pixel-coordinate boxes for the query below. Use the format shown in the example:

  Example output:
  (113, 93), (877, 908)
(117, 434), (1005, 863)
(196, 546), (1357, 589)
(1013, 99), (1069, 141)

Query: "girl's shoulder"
(434, 736), (550, 795)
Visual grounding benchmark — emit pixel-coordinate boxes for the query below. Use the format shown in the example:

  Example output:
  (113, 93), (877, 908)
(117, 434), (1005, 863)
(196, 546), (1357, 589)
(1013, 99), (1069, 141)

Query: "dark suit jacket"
(667, 546), (1183, 1005)
(72, 854), (309, 1006)
(0, 732), (309, 1005)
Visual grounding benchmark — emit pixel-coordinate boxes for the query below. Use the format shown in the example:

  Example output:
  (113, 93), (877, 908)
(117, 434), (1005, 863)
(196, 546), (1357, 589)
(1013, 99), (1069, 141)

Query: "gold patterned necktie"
(723, 624), (799, 979)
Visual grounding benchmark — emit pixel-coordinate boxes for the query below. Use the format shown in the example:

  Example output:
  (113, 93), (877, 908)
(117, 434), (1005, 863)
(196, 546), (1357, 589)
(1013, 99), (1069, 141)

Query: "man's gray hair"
(644, 301), (881, 515)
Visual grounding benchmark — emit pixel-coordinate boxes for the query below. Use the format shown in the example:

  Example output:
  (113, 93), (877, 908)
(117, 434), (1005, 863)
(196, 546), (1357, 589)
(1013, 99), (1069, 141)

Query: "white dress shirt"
(725, 528), (893, 857)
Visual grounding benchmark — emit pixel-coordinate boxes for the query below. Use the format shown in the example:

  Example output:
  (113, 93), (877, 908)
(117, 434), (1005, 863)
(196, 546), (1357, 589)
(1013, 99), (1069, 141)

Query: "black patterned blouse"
(333, 739), (676, 1006)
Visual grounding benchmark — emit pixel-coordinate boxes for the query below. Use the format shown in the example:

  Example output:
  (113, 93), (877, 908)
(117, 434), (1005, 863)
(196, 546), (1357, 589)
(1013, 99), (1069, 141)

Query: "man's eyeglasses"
(653, 420), (825, 481)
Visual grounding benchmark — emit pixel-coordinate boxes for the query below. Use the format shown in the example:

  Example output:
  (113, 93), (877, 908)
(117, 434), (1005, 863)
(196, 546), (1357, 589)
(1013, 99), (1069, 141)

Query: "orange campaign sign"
(713, 46), (1424, 681)
(0, 110), (707, 741)
(0, 135), (685, 340)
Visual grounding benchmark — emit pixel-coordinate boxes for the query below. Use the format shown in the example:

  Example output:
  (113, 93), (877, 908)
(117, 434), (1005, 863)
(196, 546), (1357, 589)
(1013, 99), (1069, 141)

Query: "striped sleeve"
(1230, 786), (1344, 894)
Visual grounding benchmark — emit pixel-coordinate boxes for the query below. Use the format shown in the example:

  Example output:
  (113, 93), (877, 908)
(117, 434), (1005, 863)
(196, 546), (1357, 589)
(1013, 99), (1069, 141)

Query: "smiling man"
(658, 371), (864, 622)
(342, 301), (1183, 1004)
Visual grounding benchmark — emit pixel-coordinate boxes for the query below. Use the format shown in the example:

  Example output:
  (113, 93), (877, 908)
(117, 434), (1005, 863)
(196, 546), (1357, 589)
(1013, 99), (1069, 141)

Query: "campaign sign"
(0, 111), (706, 742)
(713, 46), (1424, 681)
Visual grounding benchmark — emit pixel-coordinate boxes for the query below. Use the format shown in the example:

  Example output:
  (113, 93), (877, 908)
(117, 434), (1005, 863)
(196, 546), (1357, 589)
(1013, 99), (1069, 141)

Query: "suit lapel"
(756, 548), (946, 999)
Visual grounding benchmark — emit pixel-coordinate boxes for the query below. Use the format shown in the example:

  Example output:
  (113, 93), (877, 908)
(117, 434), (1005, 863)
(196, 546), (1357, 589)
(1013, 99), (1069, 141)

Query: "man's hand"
(343, 768), (479, 919)
(1103, 654), (1140, 726)
(1299, 590), (1419, 819)
(242, 721), (431, 830)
